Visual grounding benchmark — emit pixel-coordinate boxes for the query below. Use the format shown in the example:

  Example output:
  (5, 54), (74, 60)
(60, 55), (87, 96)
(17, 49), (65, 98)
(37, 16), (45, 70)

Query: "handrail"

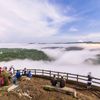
(14, 69), (100, 86)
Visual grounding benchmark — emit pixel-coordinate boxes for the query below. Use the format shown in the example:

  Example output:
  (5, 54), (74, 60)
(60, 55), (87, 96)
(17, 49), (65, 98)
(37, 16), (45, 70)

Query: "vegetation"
(65, 47), (84, 51)
(0, 48), (50, 61)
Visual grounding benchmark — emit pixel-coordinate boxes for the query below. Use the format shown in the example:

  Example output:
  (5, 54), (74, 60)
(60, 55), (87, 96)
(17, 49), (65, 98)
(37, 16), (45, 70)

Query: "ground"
(0, 77), (99, 100)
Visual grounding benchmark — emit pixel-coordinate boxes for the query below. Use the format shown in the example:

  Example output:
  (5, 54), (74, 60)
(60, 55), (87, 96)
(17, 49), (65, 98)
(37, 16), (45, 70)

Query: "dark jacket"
(51, 77), (57, 86)
(16, 71), (21, 79)
(88, 75), (92, 81)
(27, 71), (32, 78)
(60, 78), (65, 88)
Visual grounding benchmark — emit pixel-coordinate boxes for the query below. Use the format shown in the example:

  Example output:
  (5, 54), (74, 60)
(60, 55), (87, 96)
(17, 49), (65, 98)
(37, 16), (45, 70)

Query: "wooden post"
(66, 73), (68, 80)
(77, 75), (78, 82)
(58, 72), (59, 78)
(50, 71), (51, 77)
(34, 69), (36, 75)
(42, 70), (44, 76)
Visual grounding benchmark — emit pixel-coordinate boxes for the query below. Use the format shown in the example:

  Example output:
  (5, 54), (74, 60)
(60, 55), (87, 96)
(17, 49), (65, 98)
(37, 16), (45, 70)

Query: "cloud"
(85, 33), (100, 39)
(43, 32), (100, 43)
(69, 27), (78, 32)
(88, 20), (100, 28)
(0, 0), (75, 42)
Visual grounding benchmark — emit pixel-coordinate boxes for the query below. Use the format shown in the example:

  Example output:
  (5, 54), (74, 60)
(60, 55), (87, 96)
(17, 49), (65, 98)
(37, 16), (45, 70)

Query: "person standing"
(22, 68), (27, 76)
(87, 72), (92, 89)
(9, 65), (15, 75)
(16, 70), (21, 79)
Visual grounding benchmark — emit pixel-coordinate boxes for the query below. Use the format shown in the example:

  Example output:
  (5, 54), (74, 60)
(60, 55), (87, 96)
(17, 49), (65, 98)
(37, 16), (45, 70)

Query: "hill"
(0, 48), (50, 61)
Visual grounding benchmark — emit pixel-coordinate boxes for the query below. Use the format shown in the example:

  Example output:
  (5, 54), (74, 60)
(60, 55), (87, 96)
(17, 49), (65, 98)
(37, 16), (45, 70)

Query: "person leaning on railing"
(22, 68), (27, 76)
(87, 72), (92, 89)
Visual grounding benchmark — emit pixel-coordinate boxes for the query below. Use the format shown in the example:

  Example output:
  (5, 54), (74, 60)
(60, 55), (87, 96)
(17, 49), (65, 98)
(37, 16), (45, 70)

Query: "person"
(16, 70), (21, 79)
(27, 71), (32, 78)
(22, 68), (27, 76)
(59, 76), (65, 88)
(87, 72), (92, 89)
(12, 75), (17, 84)
(0, 75), (4, 86)
(9, 65), (15, 75)
(0, 67), (2, 75)
(9, 67), (13, 75)
(51, 75), (57, 86)
(3, 66), (7, 72)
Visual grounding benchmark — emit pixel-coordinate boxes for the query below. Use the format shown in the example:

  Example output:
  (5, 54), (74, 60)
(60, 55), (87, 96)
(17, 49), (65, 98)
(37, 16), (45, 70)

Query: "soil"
(0, 77), (99, 100)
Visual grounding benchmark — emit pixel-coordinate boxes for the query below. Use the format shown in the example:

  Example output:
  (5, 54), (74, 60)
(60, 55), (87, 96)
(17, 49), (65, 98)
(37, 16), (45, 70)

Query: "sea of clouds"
(0, 43), (100, 78)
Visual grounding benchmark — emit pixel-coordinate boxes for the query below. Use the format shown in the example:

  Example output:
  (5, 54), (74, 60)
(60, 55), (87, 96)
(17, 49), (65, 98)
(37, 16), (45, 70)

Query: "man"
(51, 75), (57, 86)
(16, 70), (21, 79)
(22, 68), (27, 76)
(87, 72), (92, 89)
(60, 76), (65, 88)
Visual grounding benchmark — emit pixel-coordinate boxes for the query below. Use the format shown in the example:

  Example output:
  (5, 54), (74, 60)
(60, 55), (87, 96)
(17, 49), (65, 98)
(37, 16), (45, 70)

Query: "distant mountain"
(28, 41), (100, 44)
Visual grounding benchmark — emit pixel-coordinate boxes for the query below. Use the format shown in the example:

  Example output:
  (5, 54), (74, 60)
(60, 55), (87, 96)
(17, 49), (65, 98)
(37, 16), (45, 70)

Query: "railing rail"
(14, 69), (100, 86)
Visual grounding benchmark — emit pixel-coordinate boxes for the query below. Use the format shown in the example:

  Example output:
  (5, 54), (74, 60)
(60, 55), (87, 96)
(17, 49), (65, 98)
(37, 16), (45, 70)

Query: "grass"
(0, 48), (50, 61)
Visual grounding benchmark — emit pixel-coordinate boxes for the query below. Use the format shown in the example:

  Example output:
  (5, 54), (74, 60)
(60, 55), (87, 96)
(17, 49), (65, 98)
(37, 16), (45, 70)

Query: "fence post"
(42, 70), (44, 76)
(50, 71), (51, 77)
(77, 75), (78, 82)
(66, 73), (68, 80)
(58, 72), (60, 78)
(34, 69), (36, 75)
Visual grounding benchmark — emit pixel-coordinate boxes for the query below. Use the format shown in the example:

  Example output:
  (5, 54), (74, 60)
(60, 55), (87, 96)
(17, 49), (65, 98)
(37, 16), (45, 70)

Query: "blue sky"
(0, 0), (100, 43)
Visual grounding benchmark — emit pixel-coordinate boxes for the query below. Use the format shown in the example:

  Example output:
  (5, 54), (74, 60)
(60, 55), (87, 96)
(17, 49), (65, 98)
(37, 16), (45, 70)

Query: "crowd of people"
(50, 72), (93, 89)
(0, 66), (14, 86)
(0, 66), (33, 86)
(13, 68), (32, 84)
(0, 66), (93, 89)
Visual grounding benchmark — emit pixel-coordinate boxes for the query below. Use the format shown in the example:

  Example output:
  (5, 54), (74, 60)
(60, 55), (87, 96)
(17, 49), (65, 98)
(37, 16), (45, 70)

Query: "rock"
(8, 85), (18, 92)
(21, 76), (31, 81)
(43, 85), (77, 98)
(23, 92), (32, 99)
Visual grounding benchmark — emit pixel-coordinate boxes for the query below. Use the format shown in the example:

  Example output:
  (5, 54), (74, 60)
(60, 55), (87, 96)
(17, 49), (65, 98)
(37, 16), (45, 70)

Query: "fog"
(0, 43), (100, 78)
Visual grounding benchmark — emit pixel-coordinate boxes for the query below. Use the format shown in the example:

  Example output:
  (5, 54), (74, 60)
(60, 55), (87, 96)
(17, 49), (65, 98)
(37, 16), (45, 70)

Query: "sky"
(0, 0), (100, 43)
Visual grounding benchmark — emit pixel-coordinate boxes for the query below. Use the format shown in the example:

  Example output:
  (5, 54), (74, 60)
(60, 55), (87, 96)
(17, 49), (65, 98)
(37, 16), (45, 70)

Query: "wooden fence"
(14, 69), (100, 86)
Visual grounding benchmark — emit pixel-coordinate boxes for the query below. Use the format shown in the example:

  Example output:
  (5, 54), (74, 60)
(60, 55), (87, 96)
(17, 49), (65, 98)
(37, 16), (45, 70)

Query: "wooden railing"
(14, 69), (100, 86)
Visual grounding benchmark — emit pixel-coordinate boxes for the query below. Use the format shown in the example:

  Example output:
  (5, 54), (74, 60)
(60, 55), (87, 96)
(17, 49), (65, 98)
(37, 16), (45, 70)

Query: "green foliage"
(0, 48), (50, 61)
